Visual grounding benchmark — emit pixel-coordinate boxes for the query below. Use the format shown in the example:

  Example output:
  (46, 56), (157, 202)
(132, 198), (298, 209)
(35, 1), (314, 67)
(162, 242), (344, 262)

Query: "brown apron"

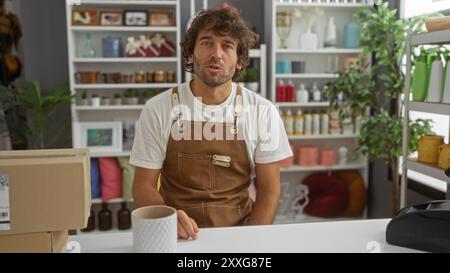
(159, 85), (252, 228)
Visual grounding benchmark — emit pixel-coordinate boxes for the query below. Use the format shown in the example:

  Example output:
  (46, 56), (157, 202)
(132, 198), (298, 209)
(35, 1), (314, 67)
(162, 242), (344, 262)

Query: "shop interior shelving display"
(401, 29), (450, 209)
(66, 0), (180, 234)
(270, 0), (370, 224)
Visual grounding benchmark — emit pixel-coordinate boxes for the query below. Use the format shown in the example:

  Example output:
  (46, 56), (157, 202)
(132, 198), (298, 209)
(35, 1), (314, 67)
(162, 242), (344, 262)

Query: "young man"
(130, 8), (292, 240)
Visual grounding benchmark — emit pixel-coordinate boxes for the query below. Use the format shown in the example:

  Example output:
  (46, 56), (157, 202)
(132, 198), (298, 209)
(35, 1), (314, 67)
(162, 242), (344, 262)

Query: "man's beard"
(193, 55), (236, 87)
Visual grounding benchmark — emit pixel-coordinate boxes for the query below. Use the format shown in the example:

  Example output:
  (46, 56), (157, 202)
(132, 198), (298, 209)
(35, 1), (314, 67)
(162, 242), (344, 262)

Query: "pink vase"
(298, 146), (318, 166)
(320, 149), (336, 167)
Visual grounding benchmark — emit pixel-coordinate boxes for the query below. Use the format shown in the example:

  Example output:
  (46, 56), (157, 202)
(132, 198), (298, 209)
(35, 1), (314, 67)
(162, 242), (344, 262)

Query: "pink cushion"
(302, 173), (349, 218)
(99, 157), (123, 202)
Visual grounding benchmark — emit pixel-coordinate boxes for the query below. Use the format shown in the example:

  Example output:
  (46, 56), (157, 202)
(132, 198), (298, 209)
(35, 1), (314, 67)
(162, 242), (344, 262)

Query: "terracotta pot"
(75, 71), (100, 84)
(101, 73), (121, 84)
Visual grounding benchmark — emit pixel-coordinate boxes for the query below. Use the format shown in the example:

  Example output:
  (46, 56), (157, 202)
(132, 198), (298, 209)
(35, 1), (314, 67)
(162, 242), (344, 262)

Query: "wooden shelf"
(406, 159), (449, 183)
(408, 101), (450, 116)
(76, 0), (177, 6)
(90, 151), (131, 158)
(411, 29), (450, 46)
(74, 83), (175, 89)
(275, 73), (338, 79)
(275, 2), (368, 8)
(288, 134), (358, 140)
(280, 162), (366, 172)
(276, 48), (362, 54)
(75, 105), (144, 110)
(73, 57), (177, 63)
(276, 102), (329, 107)
(71, 26), (177, 32)
(91, 198), (133, 204)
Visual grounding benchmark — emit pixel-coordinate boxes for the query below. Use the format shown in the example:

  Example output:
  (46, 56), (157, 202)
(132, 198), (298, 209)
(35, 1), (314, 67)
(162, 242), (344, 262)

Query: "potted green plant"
(101, 95), (110, 106)
(325, 61), (375, 131)
(0, 80), (74, 149)
(113, 93), (122, 105)
(141, 89), (158, 104)
(78, 90), (88, 106)
(90, 94), (100, 107)
(243, 67), (260, 92)
(123, 89), (138, 105)
(325, 1), (434, 214)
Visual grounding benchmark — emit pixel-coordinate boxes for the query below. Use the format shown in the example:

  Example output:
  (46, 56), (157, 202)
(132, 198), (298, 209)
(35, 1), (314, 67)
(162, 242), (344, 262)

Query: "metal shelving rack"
(66, 0), (181, 158)
(401, 29), (450, 208)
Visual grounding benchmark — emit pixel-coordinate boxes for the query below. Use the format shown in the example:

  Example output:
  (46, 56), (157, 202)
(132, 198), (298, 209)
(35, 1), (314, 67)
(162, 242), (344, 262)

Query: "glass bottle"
(117, 202), (132, 230)
(81, 209), (95, 232)
(98, 203), (112, 231)
(82, 32), (96, 58)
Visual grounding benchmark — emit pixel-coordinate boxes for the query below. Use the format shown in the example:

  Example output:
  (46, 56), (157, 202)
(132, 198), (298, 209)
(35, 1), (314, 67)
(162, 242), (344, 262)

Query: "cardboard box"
(0, 230), (68, 253)
(0, 149), (91, 235)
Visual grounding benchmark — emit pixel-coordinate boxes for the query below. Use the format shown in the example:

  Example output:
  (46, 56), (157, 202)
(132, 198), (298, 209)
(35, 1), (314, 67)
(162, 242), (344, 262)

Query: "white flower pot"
(300, 29), (318, 50)
(125, 97), (139, 105)
(90, 97), (100, 107)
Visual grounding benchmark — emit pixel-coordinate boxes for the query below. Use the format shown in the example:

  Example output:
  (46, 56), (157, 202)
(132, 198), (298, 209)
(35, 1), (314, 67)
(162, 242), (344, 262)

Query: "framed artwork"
(72, 10), (98, 26)
(148, 10), (175, 26)
(124, 10), (148, 26)
(75, 122), (122, 153)
(100, 11), (123, 26)
(113, 119), (138, 151)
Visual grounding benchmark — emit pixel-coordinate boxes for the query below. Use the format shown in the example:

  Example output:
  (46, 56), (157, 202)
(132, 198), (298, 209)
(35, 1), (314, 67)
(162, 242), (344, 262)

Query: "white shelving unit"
(270, 0), (370, 224)
(66, 0), (180, 234)
(401, 29), (450, 208)
(66, 0), (181, 155)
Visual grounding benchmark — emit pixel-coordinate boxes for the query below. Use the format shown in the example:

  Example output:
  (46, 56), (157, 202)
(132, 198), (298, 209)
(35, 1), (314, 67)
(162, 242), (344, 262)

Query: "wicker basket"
(418, 135), (444, 164)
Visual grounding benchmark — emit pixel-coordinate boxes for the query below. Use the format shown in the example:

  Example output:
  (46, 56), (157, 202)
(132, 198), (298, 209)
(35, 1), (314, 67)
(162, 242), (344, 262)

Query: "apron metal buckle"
(230, 125), (238, 135)
(212, 160), (230, 167)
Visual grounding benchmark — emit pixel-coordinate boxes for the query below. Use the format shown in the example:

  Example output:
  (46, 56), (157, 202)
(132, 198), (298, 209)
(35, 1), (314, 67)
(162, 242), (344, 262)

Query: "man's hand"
(177, 210), (199, 240)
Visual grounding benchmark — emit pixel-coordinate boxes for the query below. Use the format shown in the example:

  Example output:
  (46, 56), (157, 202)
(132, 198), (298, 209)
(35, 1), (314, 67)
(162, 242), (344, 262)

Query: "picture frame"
(72, 9), (98, 26)
(113, 119), (138, 151)
(100, 11), (123, 26)
(124, 10), (148, 26)
(75, 122), (122, 153)
(148, 10), (175, 26)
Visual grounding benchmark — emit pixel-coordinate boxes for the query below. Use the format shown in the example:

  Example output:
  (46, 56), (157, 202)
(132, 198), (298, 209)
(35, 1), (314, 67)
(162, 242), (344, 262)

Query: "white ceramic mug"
(131, 205), (177, 253)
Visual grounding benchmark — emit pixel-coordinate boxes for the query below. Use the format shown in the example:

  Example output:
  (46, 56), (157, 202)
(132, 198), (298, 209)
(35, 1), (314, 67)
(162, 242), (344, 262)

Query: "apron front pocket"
(177, 153), (213, 190)
(203, 204), (242, 227)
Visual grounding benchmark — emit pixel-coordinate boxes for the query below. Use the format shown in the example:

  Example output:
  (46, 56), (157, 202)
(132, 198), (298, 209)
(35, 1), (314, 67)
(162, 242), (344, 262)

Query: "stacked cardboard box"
(0, 149), (91, 253)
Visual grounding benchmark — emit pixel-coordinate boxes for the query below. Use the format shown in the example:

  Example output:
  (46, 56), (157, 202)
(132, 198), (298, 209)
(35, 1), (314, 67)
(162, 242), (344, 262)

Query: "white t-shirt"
(129, 82), (293, 178)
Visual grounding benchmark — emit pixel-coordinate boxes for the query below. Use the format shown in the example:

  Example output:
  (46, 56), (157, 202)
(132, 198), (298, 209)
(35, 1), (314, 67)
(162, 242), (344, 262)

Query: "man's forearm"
(133, 182), (165, 209)
(247, 190), (280, 225)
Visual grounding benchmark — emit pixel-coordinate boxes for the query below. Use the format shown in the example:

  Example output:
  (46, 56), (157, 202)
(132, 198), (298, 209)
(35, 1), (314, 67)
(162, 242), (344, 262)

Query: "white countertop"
(68, 219), (420, 253)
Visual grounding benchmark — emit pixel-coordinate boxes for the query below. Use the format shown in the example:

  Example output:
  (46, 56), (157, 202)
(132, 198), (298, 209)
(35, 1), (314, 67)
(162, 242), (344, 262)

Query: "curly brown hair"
(180, 8), (257, 81)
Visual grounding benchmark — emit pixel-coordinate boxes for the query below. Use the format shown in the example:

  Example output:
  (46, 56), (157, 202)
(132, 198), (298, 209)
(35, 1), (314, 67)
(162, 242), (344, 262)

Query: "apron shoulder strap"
(234, 84), (243, 117)
(171, 86), (182, 120)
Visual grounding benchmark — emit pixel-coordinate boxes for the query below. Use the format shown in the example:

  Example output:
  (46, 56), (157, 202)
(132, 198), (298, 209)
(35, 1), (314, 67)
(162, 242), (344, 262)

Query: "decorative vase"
(102, 36), (123, 58)
(443, 55), (450, 103)
(427, 57), (443, 103)
(411, 53), (429, 102)
(300, 29), (318, 50)
(324, 16), (337, 48)
(344, 20), (360, 49)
